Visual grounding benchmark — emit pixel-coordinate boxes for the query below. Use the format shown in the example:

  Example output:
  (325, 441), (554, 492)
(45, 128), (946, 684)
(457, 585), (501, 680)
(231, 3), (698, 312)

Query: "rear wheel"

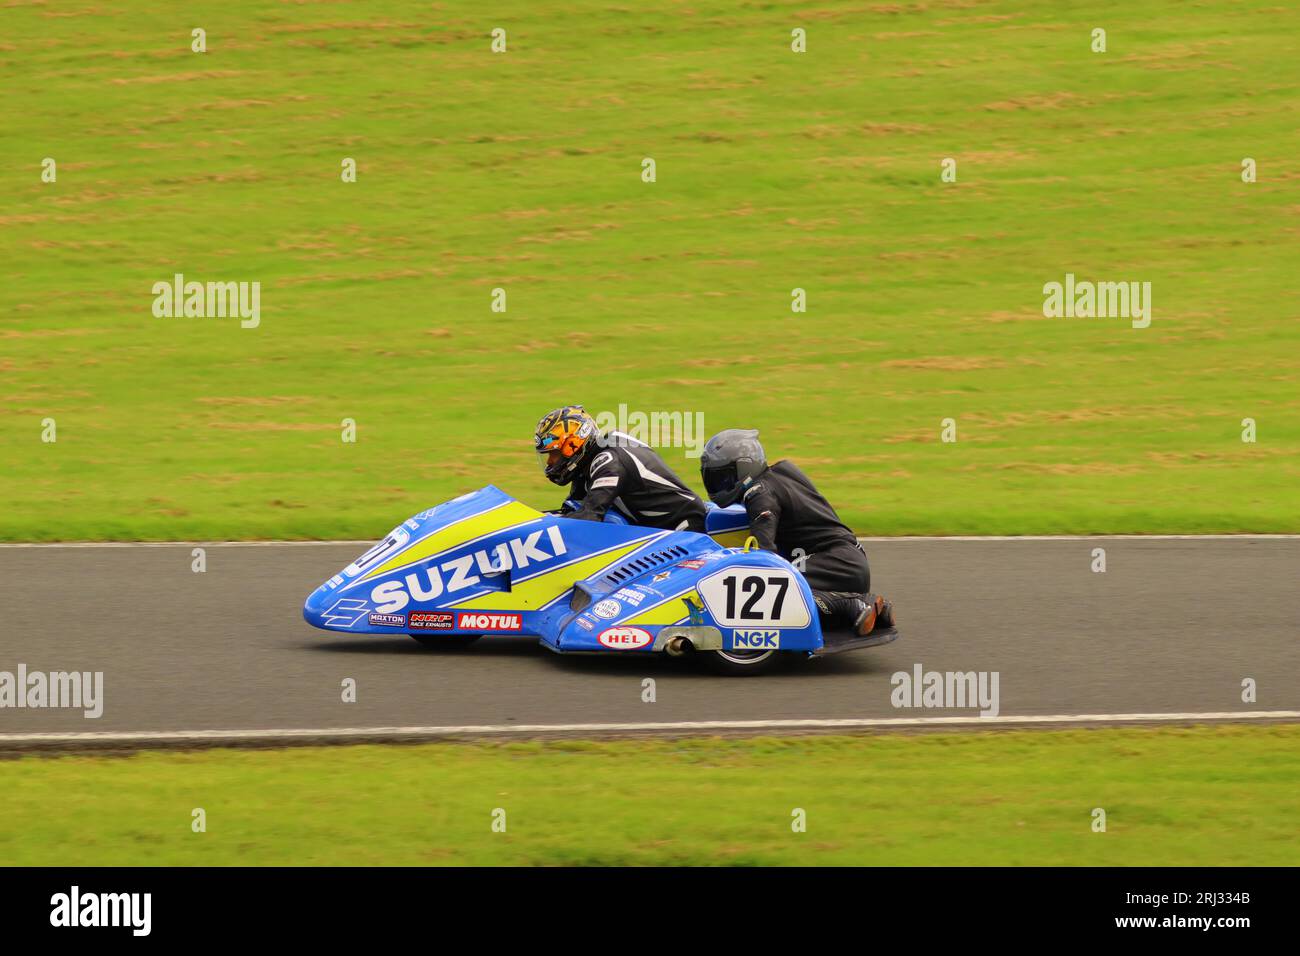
(705, 647), (783, 676)
(410, 634), (481, 649)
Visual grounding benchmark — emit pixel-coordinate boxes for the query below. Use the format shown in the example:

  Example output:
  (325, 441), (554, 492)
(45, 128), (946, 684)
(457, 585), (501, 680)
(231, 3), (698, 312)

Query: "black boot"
(816, 593), (873, 635)
(863, 593), (895, 632)
(829, 594), (896, 636)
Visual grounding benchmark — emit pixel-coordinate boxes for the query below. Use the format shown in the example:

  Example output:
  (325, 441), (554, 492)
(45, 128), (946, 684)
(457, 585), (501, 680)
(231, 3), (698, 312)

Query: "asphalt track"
(1, 537), (1297, 747)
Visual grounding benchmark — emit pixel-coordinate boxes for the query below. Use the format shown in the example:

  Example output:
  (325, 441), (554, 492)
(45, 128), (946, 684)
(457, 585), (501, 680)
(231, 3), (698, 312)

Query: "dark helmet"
(534, 405), (599, 486)
(700, 429), (767, 506)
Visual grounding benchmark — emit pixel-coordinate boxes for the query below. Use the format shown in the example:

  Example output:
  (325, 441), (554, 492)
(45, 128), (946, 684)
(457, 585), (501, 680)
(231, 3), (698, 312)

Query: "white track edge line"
(1, 535), (1297, 548)
(3, 711), (1298, 744)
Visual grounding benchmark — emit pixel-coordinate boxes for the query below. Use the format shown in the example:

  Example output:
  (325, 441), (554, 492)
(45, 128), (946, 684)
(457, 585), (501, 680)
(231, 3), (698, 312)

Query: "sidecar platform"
(812, 626), (900, 656)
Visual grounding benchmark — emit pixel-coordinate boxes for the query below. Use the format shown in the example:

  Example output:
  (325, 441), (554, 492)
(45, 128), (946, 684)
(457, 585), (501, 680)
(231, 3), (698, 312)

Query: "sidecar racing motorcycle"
(303, 486), (899, 674)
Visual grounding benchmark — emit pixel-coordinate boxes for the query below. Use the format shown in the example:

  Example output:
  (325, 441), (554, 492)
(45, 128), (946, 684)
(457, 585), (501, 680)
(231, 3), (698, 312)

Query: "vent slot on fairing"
(597, 545), (691, 588)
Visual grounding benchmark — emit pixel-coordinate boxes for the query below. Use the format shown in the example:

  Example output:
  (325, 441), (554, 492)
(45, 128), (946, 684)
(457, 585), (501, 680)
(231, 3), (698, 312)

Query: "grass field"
(2, 725), (1296, 865)
(3, 0), (1297, 540)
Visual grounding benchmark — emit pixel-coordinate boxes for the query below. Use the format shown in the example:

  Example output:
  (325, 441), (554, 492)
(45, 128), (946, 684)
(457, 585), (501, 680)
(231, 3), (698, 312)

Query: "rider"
(534, 405), (707, 532)
(699, 429), (896, 636)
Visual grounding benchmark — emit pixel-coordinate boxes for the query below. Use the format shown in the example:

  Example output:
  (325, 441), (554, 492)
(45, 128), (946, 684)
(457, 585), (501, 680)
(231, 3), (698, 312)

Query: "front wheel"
(410, 634), (481, 649)
(705, 647), (783, 676)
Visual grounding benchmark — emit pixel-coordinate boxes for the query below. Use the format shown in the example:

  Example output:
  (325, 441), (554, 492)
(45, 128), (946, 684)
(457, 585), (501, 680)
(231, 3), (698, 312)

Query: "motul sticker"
(597, 626), (653, 650)
(457, 612), (522, 631)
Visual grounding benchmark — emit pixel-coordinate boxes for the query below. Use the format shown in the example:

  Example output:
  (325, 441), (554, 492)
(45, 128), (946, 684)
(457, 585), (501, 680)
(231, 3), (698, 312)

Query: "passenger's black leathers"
(565, 434), (707, 532)
(740, 460), (871, 621)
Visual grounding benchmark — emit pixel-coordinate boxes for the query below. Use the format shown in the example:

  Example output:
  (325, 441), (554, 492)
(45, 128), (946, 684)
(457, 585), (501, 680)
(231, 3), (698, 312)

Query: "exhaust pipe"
(665, 636), (692, 657)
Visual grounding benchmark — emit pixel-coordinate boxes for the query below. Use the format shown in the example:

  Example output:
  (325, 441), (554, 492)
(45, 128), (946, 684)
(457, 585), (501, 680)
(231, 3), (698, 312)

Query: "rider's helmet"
(534, 405), (600, 486)
(700, 428), (767, 507)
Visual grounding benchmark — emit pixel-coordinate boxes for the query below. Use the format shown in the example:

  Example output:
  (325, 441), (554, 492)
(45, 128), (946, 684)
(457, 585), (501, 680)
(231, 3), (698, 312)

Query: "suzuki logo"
(370, 525), (566, 614)
(322, 598), (370, 628)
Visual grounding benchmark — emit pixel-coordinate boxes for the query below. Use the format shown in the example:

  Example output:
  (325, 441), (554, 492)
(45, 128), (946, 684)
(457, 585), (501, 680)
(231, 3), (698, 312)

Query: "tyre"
(410, 634), (481, 649)
(705, 647), (783, 676)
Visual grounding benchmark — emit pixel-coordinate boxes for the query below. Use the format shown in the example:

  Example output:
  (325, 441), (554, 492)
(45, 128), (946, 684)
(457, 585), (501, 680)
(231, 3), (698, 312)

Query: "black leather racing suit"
(565, 434), (707, 532)
(740, 460), (871, 619)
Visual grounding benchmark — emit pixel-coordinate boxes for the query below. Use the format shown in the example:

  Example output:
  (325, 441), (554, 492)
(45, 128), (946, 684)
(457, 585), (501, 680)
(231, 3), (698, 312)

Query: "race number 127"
(722, 574), (789, 620)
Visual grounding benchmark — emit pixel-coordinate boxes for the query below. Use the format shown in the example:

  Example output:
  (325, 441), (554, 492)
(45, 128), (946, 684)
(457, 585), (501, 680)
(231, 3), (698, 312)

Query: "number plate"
(697, 567), (811, 628)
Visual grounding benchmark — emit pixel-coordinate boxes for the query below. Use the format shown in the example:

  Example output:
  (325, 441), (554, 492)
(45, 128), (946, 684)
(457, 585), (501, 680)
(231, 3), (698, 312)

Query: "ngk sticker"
(456, 612), (522, 631)
(597, 626), (653, 650)
(732, 628), (780, 649)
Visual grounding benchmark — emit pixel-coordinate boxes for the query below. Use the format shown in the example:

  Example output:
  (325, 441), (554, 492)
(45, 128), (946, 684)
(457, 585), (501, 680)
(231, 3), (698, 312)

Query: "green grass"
(2, 1), (1297, 540)
(1, 725), (1297, 865)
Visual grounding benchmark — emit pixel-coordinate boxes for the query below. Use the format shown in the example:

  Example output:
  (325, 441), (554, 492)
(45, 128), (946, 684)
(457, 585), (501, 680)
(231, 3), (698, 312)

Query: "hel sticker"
(598, 626), (653, 650)
(592, 599), (621, 620)
(698, 567), (810, 628)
